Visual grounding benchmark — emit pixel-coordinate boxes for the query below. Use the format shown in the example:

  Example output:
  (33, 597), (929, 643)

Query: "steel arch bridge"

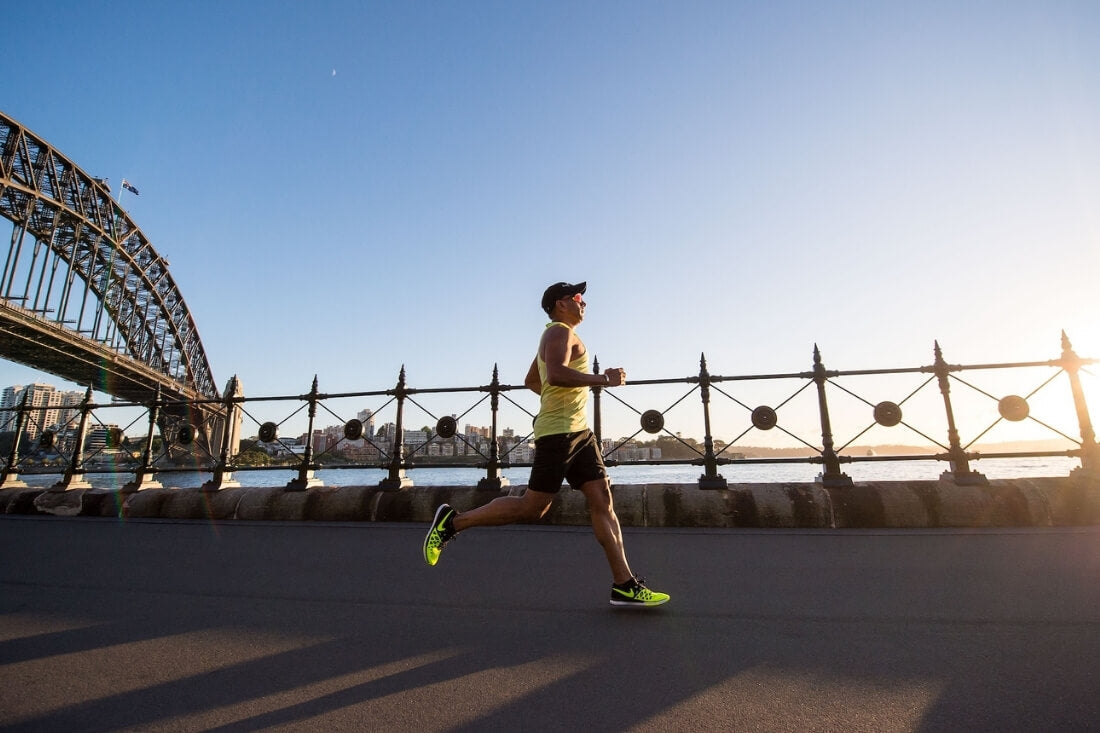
(0, 110), (218, 403)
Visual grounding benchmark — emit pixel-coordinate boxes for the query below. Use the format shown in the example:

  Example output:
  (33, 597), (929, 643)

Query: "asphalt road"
(1, 516), (1099, 732)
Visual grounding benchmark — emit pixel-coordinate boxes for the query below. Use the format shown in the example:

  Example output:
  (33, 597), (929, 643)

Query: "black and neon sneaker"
(423, 504), (457, 566)
(610, 577), (670, 607)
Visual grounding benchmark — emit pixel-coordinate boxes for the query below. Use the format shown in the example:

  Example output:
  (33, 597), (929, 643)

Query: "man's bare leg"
(579, 478), (633, 584)
(452, 489), (555, 532)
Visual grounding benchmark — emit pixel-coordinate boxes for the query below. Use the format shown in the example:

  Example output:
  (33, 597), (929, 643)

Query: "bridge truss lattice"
(0, 110), (218, 400)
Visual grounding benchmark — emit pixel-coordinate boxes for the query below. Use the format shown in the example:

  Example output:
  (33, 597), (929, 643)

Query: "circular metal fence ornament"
(343, 419), (364, 441)
(258, 421), (278, 443)
(38, 430), (55, 451)
(436, 415), (458, 439)
(751, 406), (778, 431)
(998, 395), (1030, 422)
(176, 424), (196, 445)
(640, 409), (665, 434)
(873, 401), (903, 427)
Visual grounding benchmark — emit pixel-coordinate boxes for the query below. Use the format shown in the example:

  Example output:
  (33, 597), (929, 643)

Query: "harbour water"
(10, 456), (1083, 491)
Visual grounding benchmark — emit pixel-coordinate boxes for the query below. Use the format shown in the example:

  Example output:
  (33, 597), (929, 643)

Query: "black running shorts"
(528, 429), (608, 494)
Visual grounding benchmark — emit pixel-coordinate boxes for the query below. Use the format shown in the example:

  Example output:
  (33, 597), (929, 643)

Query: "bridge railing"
(1, 333), (1097, 491)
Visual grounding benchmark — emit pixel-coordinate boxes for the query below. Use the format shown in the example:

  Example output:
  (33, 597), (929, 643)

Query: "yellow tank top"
(533, 322), (589, 439)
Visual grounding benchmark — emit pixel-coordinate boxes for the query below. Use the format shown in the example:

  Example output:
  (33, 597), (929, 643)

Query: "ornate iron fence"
(2, 332), (1096, 491)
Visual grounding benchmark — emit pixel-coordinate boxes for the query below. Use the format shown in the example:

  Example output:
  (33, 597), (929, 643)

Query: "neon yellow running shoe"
(423, 504), (457, 566)
(610, 577), (670, 607)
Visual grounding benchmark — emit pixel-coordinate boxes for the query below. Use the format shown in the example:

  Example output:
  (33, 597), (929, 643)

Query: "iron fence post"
(933, 341), (987, 485)
(0, 393), (29, 488)
(380, 366), (413, 490)
(1060, 331), (1100, 477)
(54, 386), (94, 490)
(592, 356), (603, 445)
(202, 375), (243, 491)
(591, 356), (617, 467)
(478, 364), (510, 491)
(122, 386), (163, 492)
(288, 376), (323, 490)
(698, 354), (728, 490)
(813, 345), (853, 487)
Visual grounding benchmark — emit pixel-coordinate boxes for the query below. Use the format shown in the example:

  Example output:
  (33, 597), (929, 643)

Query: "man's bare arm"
(542, 326), (626, 387)
(525, 358), (541, 394)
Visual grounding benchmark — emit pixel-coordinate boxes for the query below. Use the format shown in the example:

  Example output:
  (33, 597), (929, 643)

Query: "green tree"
(653, 434), (704, 460)
(236, 448), (271, 466)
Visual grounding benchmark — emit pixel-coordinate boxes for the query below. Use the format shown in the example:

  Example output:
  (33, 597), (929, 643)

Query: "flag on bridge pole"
(121, 179), (140, 196)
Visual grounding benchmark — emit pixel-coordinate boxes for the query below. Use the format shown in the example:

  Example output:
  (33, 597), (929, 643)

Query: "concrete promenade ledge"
(3, 474), (1099, 527)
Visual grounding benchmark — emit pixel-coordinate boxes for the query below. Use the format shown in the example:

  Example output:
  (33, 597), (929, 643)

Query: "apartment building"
(1, 383), (85, 440)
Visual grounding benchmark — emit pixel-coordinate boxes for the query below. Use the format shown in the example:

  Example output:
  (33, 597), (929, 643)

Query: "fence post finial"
(122, 385), (164, 492)
(812, 345), (852, 488)
(933, 342), (987, 485)
(478, 364), (509, 491)
(697, 352), (727, 490)
(287, 376), (323, 490)
(53, 386), (95, 490)
(380, 366), (413, 490)
(591, 356), (604, 446)
(1060, 332), (1100, 477)
(0, 393), (29, 489)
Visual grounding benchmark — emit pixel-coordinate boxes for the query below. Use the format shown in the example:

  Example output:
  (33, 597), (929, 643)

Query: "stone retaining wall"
(2, 475), (1098, 528)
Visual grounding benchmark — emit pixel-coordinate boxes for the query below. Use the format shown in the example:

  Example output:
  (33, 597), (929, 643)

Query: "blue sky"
(2, 1), (1098, 445)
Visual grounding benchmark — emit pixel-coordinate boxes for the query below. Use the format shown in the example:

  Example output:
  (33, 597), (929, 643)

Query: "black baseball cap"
(541, 281), (586, 315)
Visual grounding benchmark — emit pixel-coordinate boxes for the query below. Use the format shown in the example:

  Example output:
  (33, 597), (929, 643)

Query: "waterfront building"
(465, 425), (490, 440)
(503, 440), (534, 463)
(357, 409), (375, 437)
(84, 424), (123, 452)
(403, 429), (429, 451)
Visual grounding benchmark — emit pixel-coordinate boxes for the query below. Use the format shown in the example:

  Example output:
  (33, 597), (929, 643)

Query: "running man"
(423, 281), (669, 607)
